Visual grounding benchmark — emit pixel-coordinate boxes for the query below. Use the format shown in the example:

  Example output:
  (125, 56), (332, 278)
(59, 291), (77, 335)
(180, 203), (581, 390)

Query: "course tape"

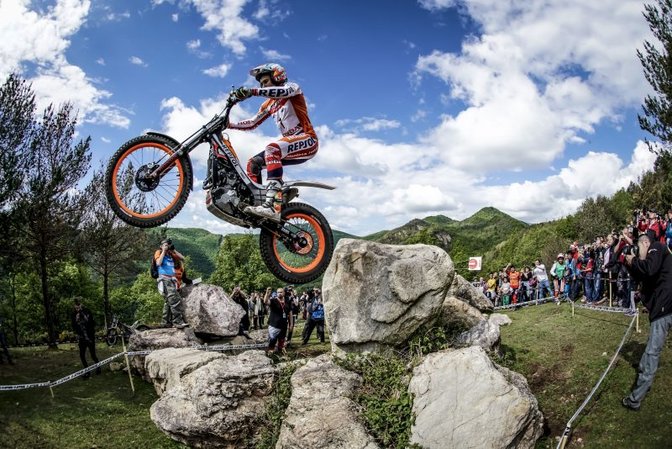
(556, 311), (638, 449)
(493, 295), (559, 310)
(0, 342), (267, 392)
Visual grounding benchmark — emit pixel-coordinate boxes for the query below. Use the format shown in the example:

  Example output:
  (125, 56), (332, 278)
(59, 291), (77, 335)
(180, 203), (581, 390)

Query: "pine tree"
(638, 0), (672, 153)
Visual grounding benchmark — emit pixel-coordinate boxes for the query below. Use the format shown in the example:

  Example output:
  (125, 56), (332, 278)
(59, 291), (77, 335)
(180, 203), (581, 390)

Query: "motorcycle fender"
(283, 180), (336, 190)
(146, 131), (194, 191)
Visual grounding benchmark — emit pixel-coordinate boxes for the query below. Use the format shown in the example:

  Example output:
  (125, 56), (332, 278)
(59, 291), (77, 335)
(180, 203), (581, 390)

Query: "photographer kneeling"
(622, 232), (672, 411)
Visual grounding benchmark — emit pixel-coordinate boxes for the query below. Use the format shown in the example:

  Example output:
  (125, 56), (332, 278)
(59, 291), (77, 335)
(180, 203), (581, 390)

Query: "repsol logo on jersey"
(287, 137), (316, 153)
(260, 86), (296, 97)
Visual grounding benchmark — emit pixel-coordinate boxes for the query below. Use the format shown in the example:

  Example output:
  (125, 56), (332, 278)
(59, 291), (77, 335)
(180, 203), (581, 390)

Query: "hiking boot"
(622, 396), (640, 411)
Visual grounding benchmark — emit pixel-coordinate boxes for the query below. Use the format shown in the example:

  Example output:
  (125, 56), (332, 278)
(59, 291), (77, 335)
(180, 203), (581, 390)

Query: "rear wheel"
(259, 202), (334, 284)
(105, 328), (118, 347)
(105, 134), (192, 228)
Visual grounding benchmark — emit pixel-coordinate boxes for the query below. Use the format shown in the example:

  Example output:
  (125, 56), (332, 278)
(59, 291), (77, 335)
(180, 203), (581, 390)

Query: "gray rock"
(489, 313), (513, 327)
(128, 327), (203, 377)
(441, 295), (486, 331)
(448, 274), (494, 312)
(145, 347), (226, 396)
(323, 239), (453, 353)
(456, 319), (501, 352)
(408, 347), (544, 449)
(276, 354), (380, 449)
(181, 283), (245, 337)
(149, 349), (277, 448)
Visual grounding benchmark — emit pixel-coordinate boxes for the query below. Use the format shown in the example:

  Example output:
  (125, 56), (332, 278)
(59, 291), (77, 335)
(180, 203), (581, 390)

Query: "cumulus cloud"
(203, 63), (231, 78)
(129, 56), (148, 67)
(260, 48), (291, 62)
(0, 0), (130, 128)
(414, 0), (650, 174)
(335, 117), (401, 133)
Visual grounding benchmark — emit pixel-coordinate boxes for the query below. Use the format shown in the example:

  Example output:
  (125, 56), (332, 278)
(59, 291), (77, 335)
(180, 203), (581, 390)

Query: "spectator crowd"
(476, 208), (672, 315)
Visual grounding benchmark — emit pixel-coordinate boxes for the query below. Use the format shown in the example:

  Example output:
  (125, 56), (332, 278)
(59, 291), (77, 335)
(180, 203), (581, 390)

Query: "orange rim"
(112, 142), (185, 219)
(273, 212), (326, 274)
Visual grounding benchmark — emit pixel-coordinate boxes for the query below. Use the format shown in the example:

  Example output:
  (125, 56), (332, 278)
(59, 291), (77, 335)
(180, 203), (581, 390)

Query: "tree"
(638, 0), (672, 153)
(210, 233), (276, 293)
(0, 73), (34, 207)
(13, 101), (91, 348)
(80, 164), (148, 326)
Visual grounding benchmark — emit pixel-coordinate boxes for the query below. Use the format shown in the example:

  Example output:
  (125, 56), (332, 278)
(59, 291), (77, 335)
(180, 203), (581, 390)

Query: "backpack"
(150, 256), (159, 279)
(311, 302), (324, 320)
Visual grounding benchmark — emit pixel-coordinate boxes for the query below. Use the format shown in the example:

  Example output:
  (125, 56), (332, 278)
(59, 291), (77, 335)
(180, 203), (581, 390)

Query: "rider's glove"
(234, 87), (252, 100)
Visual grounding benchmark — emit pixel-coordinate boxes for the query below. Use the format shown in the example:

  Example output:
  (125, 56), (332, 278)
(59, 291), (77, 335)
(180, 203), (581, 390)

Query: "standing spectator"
(251, 292), (261, 330)
(499, 277), (512, 306)
(71, 298), (100, 378)
(665, 209), (672, 249)
(550, 254), (568, 301)
(581, 249), (596, 303)
(285, 286), (300, 346)
(302, 288), (325, 344)
(508, 266), (521, 304)
(154, 238), (188, 328)
(592, 238), (605, 303)
(264, 287), (291, 355)
(520, 266), (532, 302)
(485, 273), (497, 304)
(622, 233), (672, 410)
(231, 286), (251, 337)
(0, 314), (14, 365)
(533, 259), (552, 300)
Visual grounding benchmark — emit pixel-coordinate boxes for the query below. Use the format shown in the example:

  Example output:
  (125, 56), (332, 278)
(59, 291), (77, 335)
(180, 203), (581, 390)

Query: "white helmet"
(249, 63), (287, 85)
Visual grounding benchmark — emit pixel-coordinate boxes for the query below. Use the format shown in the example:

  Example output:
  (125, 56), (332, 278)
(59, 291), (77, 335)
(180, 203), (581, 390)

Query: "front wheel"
(105, 134), (193, 228)
(259, 202), (334, 284)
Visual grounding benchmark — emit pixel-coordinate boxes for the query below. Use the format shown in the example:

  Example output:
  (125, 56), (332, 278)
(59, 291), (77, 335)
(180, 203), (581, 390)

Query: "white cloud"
(414, 0), (650, 174)
(0, 1), (130, 128)
(172, 13), (179, 22)
(260, 48), (291, 62)
(203, 63), (231, 78)
(190, 0), (259, 55)
(335, 117), (401, 133)
(129, 56), (148, 67)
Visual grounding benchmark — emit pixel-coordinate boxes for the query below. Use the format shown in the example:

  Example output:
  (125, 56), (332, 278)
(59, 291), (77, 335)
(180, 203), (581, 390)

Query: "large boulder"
(323, 239), (454, 353)
(181, 283), (245, 337)
(149, 349), (277, 448)
(276, 354), (380, 449)
(408, 346), (544, 449)
(440, 295), (486, 332)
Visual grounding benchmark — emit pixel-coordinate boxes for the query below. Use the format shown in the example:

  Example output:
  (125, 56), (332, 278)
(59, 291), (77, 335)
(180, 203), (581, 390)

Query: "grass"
(498, 302), (672, 449)
(2, 306), (668, 449)
(0, 319), (331, 449)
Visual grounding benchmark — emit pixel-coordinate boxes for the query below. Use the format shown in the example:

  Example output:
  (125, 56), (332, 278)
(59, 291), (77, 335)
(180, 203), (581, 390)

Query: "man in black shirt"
(71, 297), (100, 378)
(622, 233), (672, 410)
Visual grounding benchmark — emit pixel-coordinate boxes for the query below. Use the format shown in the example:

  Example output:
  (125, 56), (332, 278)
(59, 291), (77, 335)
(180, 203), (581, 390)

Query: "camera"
(162, 238), (175, 251)
(622, 244), (639, 257)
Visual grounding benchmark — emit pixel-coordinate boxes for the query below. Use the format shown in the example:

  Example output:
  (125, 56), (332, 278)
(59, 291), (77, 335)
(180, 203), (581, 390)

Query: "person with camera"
(622, 232), (672, 411)
(155, 238), (188, 329)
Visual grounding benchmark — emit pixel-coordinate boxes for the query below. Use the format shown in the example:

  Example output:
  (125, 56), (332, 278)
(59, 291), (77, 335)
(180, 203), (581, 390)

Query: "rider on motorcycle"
(229, 63), (319, 220)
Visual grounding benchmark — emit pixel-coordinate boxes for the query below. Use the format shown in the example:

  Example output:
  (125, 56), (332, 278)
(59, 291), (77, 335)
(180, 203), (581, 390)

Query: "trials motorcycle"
(105, 92), (335, 284)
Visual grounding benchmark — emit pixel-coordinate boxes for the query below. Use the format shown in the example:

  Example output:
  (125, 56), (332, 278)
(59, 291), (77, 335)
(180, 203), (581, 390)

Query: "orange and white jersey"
(229, 82), (317, 139)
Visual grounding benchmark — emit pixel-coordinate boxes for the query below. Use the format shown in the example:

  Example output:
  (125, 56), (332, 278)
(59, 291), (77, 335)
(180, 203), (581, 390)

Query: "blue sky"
(0, 0), (659, 236)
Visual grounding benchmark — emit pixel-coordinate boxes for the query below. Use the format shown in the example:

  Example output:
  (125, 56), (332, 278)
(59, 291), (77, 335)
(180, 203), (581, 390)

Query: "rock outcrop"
(276, 354), (380, 449)
(323, 239), (454, 353)
(149, 349), (276, 448)
(408, 346), (544, 449)
(180, 283), (245, 337)
(448, 273), (494, 312)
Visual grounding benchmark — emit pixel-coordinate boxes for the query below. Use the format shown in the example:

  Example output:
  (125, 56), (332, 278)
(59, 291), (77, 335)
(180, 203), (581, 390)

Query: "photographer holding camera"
(155, 238), (188, 329)
(622, 232), (672, 411)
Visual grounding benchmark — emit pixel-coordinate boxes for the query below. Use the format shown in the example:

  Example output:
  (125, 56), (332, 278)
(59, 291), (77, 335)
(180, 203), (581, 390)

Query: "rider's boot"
(245, 179), (282, 221)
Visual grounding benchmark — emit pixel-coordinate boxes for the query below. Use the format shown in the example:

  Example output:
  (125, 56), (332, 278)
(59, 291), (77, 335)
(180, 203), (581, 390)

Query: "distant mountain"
(363, 207), (528, 276)
(150, 207), (528, 280)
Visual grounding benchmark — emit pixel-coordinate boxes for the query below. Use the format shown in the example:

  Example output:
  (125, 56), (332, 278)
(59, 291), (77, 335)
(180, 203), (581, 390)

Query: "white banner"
(468, 256), (482, 271)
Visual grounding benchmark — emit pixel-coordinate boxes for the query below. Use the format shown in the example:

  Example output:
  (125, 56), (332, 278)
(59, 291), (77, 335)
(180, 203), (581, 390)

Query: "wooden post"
(121, 333), (135, 394)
